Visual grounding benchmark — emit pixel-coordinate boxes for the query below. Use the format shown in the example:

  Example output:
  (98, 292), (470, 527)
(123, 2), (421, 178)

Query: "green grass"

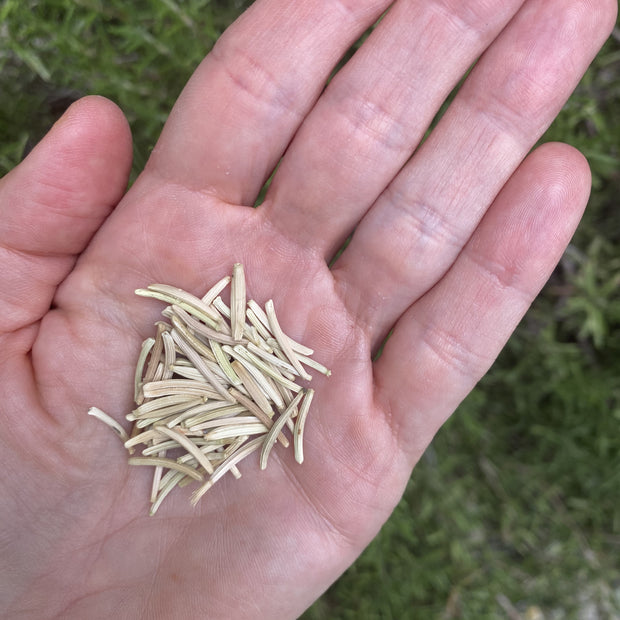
(0, 0), (254, 176)
(1, 3), (619, 618)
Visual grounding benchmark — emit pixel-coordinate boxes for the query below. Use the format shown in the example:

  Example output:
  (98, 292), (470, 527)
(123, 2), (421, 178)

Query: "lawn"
(1, 2), (619, 618)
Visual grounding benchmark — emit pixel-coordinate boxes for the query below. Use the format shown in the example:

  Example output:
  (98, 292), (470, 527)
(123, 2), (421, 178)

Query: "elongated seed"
(124, 428), (169, 449)
(265, 300), (312, 381)
(201, 275), (231, 305)
(190, 436), (264, 506)
(210, 339), (242, 385)
(228, 387), (289, 448)
(225, 348), (285, 408)
(131, 394), (203, 417)
(142, 379), (222, 400)
(260, 390), (305, 470)
(245, 304), (274, 343)
(232, 345), (301, 393)
(134, 338), (155, 404)
(150, 448), (166, 504)
(143, 323), (167, 384)
(135, 410), (203, 429)
(128, 456), (204, 480)
(88, 407), (129, 442)
(135, 286), (220, 329)
(150, 471), (186, 516)
(171, 305), (242, 345)
(161, 330), (176, 379)
(170, 329), (234, 402)
(187, 415), (259, 432)
(248, 299), (314, 355)
(154, 425), (215, 475)
(186, 406), (249, 431)
(170, 315), (216, 361)
(231, 263), (246, 342)
(295, 353), (332, 377)
(204, 422), (268, 441)
(141, 440), (181, 456)
(230, 360), (274, 415)
(294, 389), (314, 464)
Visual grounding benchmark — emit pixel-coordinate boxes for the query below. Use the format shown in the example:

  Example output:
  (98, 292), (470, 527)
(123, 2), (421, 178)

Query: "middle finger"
(261, 0), (526, 257)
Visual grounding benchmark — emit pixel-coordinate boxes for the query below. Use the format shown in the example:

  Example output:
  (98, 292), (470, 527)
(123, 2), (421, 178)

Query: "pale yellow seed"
(265, 300), (312, 381)
(294, 389), (314, 464)
(201, 275), (231, 306)
(231, 263), (246, 342)
(230, 360), (274, 416)
(128, 456), (204, 481)
(134, 338), (155, 404)
(190, 436), (264, 506)
(210, 339), (242, 386)
(154, 425), (215, 475)
(150, 471), (186, 516)
(141, 379), (222, 400)
(233, 345), (301, 393)
(225, 347), (285, 408)
(143, 323), (167, 384)
(260, 390), (304, 470)
(88, 407), (130, 443)
(204, 422), (268, 442)
(170, 329), (234, 403)
(161, 330), (176, 380)
(135, 285), (220, 329)
(229, 387), (289, 448)
(171, 304), (242, 346)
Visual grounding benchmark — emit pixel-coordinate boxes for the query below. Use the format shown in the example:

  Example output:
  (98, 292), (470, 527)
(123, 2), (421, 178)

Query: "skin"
(0, 0), (616, 618)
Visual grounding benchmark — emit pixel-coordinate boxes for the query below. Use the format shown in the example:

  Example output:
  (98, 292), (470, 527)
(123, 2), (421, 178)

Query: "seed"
(190, 436), (264, 506)
(88, 263), (330, 514)
(134, 338), (155, 404)
(170, 329), (234, 403)
(230, 360), (274, 416)
(260, 390), (305, 470)
(87, 407), (129, 443)
(201, 275), (231, 305)
(265, 299), (312, 381)
(128, 456), (204, 481)
(228, 387), (289, 448)
(210, 339), (242, 386)
(230, 263), (246, 342)
(294, 389), (314, 464)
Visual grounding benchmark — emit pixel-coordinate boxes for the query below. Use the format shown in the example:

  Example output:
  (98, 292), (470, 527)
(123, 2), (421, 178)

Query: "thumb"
(0, 95), (132, 333)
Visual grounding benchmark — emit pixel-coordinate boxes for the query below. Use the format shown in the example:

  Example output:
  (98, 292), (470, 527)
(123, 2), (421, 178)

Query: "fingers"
(261, 0), (526, 257)
(146, 0), (390, 205)
(0, 96), (133, 334)
(333, 0), (616, 345)
(373, 143), (591, 463)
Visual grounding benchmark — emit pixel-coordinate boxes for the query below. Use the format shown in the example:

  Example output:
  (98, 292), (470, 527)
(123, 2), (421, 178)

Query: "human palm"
(1, 1), (616, 618)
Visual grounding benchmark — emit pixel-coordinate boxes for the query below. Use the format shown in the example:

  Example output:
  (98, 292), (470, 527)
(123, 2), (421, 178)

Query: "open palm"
(1, 1), (615, 618)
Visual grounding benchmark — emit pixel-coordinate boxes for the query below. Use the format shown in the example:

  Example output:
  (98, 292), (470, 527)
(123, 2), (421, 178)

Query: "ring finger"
(261, 0), (527, 258)
(333, 0), (615, 348)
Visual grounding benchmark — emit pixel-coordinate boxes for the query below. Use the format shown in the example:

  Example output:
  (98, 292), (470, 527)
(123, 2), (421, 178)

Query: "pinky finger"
(373, 143), (592, 464)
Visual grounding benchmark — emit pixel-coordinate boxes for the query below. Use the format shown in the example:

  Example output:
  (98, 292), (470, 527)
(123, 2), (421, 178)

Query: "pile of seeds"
(88, 263), (330, 515)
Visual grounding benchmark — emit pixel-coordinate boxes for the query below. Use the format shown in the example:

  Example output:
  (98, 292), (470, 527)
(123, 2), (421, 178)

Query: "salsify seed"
(88, 263), (330, 515)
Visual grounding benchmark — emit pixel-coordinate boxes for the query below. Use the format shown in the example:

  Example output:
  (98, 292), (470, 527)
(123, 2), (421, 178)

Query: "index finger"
(145, 0), (390, 205)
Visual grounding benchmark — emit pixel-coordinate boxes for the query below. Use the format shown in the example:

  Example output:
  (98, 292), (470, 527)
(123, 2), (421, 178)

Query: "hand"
(0, 1), (616, 618)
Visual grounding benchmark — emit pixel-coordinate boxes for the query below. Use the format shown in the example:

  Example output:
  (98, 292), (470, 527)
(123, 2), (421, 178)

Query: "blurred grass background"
(1, 1), (618, 618)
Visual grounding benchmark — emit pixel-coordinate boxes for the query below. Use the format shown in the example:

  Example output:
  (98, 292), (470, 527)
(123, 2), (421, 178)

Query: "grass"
(1, 2), (619, 618)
